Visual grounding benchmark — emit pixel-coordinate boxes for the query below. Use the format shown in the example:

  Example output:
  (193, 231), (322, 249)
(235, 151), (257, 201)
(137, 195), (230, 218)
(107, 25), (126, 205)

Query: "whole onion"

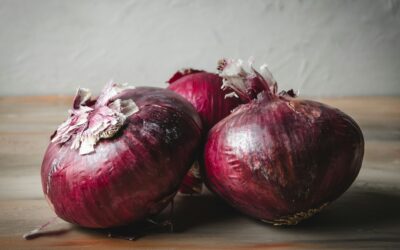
(167, 65), (273, 194)
(204, 59), (364, 225)
(41, 82), (202, 228)
(167, 68), (244, 194)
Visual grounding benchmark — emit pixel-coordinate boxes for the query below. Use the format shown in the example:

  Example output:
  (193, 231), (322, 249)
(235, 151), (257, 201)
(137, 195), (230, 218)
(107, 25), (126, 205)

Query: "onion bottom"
(261, 202), (329, 226)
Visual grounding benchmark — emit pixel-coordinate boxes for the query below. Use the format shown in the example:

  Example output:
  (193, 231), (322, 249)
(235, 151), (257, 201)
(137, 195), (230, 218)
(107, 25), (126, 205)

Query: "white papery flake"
(219, 59), (248, 94)
(218, 58), (277, 98)
(51, 82), (139, 155)
(259, 64), (277, 86)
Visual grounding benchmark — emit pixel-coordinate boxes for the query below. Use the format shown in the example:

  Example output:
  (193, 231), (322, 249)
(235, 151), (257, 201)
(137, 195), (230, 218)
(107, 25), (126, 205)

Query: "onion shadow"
(76, 184), (400, 241)
(168, 190), (238, 233)
(279, 185), (400, 232)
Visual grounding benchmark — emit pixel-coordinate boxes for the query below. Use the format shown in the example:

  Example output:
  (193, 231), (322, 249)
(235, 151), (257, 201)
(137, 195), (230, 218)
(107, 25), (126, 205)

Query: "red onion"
(41, 82), (202, 228)
(167, 68), (243, 194)
(204, 59), (364, 225)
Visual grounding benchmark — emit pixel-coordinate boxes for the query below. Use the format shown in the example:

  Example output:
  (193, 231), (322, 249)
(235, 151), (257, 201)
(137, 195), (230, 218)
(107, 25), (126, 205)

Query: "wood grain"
(0, 96), (399, 249)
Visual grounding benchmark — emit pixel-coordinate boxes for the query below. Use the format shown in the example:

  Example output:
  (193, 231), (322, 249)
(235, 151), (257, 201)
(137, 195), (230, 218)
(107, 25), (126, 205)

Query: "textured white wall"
(0, 0), (399, 96)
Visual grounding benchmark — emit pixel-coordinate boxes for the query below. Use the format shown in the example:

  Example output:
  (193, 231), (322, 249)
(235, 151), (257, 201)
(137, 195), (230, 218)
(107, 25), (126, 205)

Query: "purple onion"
(41, 82), (202, 228)
(167, 68), (243, 194)
(166, 63), (275, 194)
(204, 59), (364, 225)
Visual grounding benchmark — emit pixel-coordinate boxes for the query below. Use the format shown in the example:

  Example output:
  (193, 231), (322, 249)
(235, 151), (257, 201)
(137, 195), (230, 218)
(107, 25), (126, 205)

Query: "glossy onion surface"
(205, 96), (364, 225)
(41, 86), (202, 228)
(168, 70), (242, 131)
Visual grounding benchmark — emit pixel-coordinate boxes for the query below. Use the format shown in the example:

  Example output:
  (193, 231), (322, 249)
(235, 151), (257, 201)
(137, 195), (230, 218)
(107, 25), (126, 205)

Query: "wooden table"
(0, 96), (399, 249)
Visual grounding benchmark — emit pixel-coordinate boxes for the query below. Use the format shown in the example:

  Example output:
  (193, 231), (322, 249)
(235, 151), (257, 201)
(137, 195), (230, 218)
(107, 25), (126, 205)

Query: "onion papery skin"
(41, 87), (202, 228)
(204, 95), (364, 225)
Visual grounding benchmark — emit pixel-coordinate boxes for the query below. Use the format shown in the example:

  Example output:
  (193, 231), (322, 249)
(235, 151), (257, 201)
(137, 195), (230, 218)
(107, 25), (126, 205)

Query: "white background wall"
(0, 0), (399, 96)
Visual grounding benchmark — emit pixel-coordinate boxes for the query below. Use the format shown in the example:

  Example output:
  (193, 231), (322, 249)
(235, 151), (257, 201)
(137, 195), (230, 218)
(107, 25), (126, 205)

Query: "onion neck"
(51, 82), (139, 155)
(217, 58), (278, 102)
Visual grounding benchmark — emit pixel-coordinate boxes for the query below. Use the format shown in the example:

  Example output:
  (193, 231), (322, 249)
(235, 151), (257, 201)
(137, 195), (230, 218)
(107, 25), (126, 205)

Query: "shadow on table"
(289, 186), (400, 231)
(173, 185), (400, 233)
(79, 185), (400, 239)
(170, 191), (238, 232)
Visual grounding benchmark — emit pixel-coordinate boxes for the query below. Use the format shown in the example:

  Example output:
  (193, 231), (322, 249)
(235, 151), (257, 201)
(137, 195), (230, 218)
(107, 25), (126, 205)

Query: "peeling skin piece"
(51, 82), (139, 155)
(217, 58), (277, 101)
(72, 88), (92, 109)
